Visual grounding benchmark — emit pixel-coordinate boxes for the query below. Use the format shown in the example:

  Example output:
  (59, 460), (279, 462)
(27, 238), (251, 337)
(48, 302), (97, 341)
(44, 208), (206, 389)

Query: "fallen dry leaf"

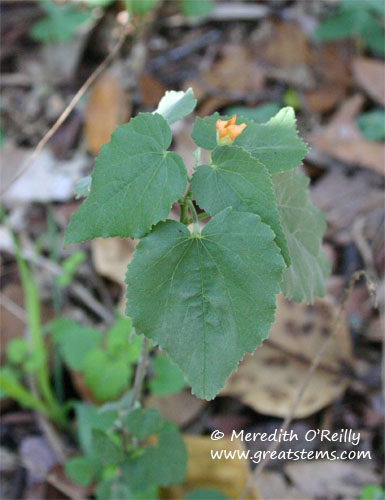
(305, 42), (352, 113)
(311, 94), (385, 176)
(138, 73), (167, 107)
(91, 237), (137, 285)
(222, 295), (353, 418)
(145, 391), (206, 427)
(261, 21), (312, 68)
(311, 167), (384, 244)
(184, 43), (265, 114)
(161, 435), (260, 500)
(284, 460), (379, 499)
(84, 72), (130, 155)
(352, 57), (385, 107)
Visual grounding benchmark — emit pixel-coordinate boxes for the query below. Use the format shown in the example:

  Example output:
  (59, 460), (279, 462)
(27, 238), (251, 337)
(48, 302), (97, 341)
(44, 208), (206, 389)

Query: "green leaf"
(190, 145), (290, 266)
(126, 208), (285, 399)
(361, 17), (385, 55)
(56, 251), (86, 287)
(179, 0), (214, 17)
(84, 0), (114, 7)
(122, 422), (186, 490)
(224, 103), (281, 123)
(155, 88), (197, 125)
(75, 402), (117, 455)
(315, 1), (385, 55)
(6, 339), (28, 364)
(0, 367), (48, 413)
(126, 0), (157, 15)
(65, 113), (187, 243)
(64, 456), (95, 486)
(74, 175), (91, 199)
(184, 489), (229, 500)
(97, 390), (132, 413)
(272, 169), (330, 303)
(191, 113), (219, 150)
(31, 1), (91, 42)
(191, 108), (308, 174)
(149, 354), (187, 395)
(359, 484), (385, 500)
(50, 318), (102, 371)
(83, 349), (132, 401)
(91, 429), (124, 466)
(234, 108), (309, 173)
(314, 9), (368, 40)
(357, 109), (385, 141)
(105, 317), (141, 361)
(124, 408), (164, 439)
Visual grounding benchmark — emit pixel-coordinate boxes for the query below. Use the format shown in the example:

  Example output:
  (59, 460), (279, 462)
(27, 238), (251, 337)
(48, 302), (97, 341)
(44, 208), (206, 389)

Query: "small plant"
(0, 231), (66, 425)
(31, 0), (92, 43)
(50, 316), (186, 401)
(65, 403), (186, 497)
(315, 0), (385, 56)
(66, 88), (330, 400)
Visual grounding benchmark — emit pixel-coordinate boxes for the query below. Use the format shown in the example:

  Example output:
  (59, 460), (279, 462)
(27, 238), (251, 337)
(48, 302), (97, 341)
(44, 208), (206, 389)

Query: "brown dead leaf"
(138, 73), (167, 107)
(184, 44), (265, 114)
(311, 94), (385, 175)
(262, 21), (312, 68)
(145, 391), (206, 427)
(305, 84), (346, 114)
(161, 435), (260, 500)
(222, 295), (353, 419)
(84, 72), (131, 155)
(352, 57), (385, 106)
(284, 460), (379, 499)
(91, 237), (137, 285)
(311, 167), (384, 244)
(205, 44), (265, 93)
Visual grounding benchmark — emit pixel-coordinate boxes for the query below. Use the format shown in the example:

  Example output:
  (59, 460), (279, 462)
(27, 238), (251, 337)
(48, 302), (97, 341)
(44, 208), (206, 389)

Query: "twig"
(239, 270), (377, 500)
(128, 336), (151, 411)
(22, 457), (82, 500)
(5, 243), (114, 324)
(0, 292), (27, 323)
(0, 22), (130, 197)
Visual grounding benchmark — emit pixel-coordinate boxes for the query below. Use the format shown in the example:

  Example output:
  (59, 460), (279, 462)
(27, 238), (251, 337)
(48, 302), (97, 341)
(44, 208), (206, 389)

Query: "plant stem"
(10, 229), (60, 418)
(128, 336), (151, 411)
(187, 200), (200, 234)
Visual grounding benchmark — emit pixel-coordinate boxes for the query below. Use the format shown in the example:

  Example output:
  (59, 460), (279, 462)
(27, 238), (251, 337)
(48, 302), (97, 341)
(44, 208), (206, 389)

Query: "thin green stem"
(8, 228), (61, 419)
(128, 336), (151, 411)
(187, 200), (200, 235)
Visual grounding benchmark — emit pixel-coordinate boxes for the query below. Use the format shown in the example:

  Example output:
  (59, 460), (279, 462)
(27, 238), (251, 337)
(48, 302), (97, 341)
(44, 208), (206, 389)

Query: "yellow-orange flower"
(216, 115), (246, 145)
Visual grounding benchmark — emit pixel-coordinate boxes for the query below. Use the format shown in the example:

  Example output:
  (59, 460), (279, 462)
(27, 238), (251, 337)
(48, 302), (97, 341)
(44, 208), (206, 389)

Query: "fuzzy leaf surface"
(65, 113), (187, 242)
(125, 208), (285, 399)
(121, 422), (186, 490)
(191, 108), (308, 173)
(155, 88), (197, 124)
(273, 169), (330, 303)
(191, 145), (290, 265)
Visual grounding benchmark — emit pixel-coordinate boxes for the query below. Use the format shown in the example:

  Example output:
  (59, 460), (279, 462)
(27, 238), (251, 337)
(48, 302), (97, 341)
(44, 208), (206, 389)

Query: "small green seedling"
(0, 230), (66, 425)
(31, 0), (91, 42)
(315, 0), (385, 56)
(65, 403), (187, 498)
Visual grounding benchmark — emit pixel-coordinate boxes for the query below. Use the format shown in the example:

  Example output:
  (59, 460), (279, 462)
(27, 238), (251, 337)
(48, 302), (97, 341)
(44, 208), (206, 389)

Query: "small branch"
(128, 336), (151, 411)
(1, 21), (130, 196)
(0, 292), (26, 323)
(238, 270), (377, 500)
